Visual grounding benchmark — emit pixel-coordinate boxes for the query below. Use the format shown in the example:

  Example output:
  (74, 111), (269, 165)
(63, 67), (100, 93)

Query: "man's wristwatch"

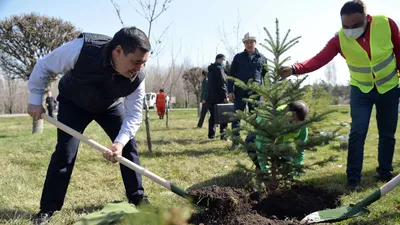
(291, 65), (296, 75)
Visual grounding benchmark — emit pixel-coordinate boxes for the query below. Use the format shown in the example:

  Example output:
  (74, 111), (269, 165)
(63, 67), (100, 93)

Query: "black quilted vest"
(58, 33), (145, 113)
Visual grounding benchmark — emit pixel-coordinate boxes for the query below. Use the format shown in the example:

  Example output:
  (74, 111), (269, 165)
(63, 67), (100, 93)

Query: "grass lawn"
(0, 106), (400, 225)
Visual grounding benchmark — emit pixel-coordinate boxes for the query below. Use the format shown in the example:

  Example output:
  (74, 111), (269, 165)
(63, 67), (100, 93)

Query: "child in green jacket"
(252, 100), (309, 172)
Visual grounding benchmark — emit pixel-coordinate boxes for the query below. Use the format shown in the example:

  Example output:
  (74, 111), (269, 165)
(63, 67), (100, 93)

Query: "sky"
(1, 0), (399, 85)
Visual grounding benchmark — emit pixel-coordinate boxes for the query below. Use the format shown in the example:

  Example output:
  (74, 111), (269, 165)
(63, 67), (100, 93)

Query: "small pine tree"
(227, 19), (337, 192)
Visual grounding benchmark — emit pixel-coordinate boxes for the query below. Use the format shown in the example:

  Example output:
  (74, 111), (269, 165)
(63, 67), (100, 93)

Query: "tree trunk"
(32, 117), (44, 134)
(196, 94), (200, 118)
(143, 99), (152, 152)
(269, 159), (278, 192)
(166, 101), (169, 128)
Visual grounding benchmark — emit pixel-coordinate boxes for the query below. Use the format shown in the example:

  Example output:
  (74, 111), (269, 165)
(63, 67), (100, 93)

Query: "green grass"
(0, 107), (399, 225)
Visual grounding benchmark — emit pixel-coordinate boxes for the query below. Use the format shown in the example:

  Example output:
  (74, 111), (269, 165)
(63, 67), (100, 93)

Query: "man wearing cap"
(279, 0), (400, 191)
(228, 32), (268, 150)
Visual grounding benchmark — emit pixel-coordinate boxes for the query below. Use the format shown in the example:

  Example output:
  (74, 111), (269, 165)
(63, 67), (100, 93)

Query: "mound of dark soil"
(188, 185), (341, 225)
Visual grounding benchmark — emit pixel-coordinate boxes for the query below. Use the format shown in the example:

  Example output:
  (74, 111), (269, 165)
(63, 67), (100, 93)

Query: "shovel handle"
(380, 173), (400, 196)
(349, 173), (400, 214)
(41, 113), (178, 193)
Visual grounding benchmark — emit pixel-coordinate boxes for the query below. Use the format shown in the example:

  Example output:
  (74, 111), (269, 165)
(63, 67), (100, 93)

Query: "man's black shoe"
(129, 195), (150, 207)
(377, 173), (393, 182)
(33, 211), (54, 225)
(220, 134), (230, 141)
(230, 144), (239, 151)
(346, 178), (363, 192)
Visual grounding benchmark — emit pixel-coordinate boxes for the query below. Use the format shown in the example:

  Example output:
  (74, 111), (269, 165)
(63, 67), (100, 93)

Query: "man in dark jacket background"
(228, 32), (268, 150)
(45, 90), (57, 118)
(207, 54), (229, 139)
(197, 70), (209, 128)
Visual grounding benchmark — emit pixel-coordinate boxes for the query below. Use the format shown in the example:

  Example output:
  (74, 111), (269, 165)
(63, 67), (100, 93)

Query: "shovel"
(41, 113), (213, 206)
(300, 173), (400, 224)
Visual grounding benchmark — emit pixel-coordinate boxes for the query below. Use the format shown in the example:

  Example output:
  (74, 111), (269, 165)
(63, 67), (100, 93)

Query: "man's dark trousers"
(208, 103), (227, 138)
(197, 102), (209, 128)
(232, 92), (259, 138)
(47, 106), (54, 118)
(347, 85), (399, 182)
(39, 96), (144, 212)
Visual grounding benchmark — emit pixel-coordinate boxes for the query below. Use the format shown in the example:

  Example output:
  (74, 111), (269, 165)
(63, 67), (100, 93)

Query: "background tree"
(0, 13), (79, 133)
(1, 70), (18, 114)
(111, 0), (174, 152)
(324, 59), (337, 86)
(227, 19), (337, 192)
(182, 67), (203, 116)
(111, 0), (173, 58)
(217, 9), (243, 60)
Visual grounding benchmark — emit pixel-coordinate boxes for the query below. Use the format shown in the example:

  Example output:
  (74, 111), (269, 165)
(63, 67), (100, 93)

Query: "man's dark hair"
(340, 0), (366, 16)
(160, 88), (164, 92)
(202, 70), (207, 76)
(110, 27), (151, 55)
(288, 100), (309, 121)
(215, 54), (225, 61)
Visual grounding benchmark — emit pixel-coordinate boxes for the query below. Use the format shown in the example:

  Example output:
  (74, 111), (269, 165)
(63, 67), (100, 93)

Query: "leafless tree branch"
(110, 0), (124, 26)
(217, 9), (243, 59)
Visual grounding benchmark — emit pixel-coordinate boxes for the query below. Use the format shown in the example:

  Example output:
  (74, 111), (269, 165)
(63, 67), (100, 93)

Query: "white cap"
(242, 32), (257, 42)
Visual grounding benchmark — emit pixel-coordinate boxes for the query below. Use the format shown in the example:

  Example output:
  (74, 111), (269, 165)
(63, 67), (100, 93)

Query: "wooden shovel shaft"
(41, 113), (188, 197)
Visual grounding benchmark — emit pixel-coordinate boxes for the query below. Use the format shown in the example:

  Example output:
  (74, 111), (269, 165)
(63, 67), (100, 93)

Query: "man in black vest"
(27, 27), (150, 224)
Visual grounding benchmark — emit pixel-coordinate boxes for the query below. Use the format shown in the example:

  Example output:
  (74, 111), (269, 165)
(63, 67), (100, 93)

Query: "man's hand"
(103, 142), (124, 163)
(279, 66), (293, 80)
(202, 100), (206, 104)
(228, 93), (235, 102)
(224, 98), (229, 103)
(27, 104), (46, 120)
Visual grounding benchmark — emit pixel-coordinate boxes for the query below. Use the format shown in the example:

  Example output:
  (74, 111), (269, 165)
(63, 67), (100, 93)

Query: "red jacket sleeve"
(388, 18), (400, 71)
(294, 35), (341, 75)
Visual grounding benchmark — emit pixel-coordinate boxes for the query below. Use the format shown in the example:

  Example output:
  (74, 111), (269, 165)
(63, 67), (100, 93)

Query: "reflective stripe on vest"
(338, 15), (399, 94)
(348, 53), (395, 73)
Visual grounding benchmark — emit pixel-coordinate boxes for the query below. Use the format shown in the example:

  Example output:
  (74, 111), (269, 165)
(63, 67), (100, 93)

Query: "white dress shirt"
(27, 37), (145, 146)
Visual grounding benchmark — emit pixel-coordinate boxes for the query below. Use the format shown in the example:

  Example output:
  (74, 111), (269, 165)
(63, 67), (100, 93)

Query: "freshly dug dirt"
(188, 185), (341, 225)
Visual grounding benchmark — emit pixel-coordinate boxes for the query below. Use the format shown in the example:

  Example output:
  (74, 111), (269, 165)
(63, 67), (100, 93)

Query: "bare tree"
(110, 0), (174, 152)
(324, 59), (337, 92)
(1, 77), (17, 114)
(0, 69), (30, 114)
(0, 13), (79, 133)
(182, 67), (202, 115)
(130, 0), (173, 57)
(162, 44), (184, 94)
(110, 0), (125, 26)
(217, 9), (243, 59)
(110, 0), (173, 58)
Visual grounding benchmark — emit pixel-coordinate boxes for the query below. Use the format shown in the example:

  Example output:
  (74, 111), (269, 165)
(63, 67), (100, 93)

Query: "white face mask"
(343, 20), (367, 39)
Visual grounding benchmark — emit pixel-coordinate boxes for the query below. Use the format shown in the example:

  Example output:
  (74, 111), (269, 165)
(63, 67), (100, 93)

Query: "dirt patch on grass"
(188, 185), (341, 225)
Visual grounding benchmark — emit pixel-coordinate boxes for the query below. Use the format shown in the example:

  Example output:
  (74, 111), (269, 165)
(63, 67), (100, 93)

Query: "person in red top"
(279, 0), (400, 191)
(156, 89), (166, 119)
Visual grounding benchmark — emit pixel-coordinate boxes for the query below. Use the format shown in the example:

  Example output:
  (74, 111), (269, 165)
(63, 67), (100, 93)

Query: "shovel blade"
(300, 205), (370, 224)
